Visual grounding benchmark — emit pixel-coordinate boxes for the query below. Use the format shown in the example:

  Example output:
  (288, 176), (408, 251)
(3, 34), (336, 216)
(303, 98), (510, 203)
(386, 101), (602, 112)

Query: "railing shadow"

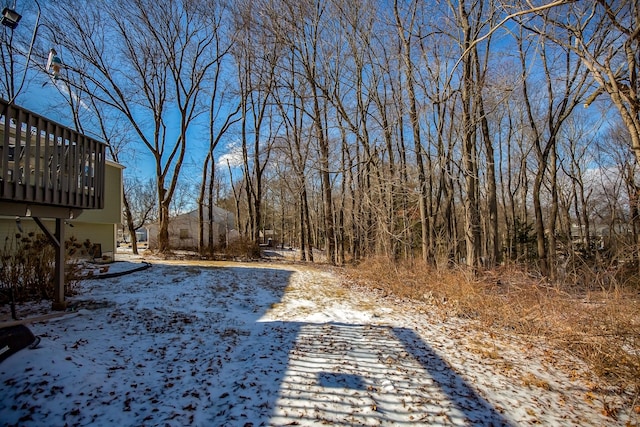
(259, 322), (512, 426)
(392, 326), (513, 426)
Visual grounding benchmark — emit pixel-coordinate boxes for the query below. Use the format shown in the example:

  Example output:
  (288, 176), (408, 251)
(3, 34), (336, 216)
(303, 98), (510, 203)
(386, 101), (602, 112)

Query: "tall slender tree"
(44, 0), (223, 253)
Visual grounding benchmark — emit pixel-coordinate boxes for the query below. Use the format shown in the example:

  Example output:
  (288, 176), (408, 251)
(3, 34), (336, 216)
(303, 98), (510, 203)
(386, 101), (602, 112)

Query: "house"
(0, 159), (123, 258)
(0, 100), (111, 309)
(147, 207), (236, 250)
(64, 159), (123, 257)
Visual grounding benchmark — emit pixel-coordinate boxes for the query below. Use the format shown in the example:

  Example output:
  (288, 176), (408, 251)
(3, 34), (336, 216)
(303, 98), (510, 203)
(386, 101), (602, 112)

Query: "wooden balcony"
(0, 100), (106, 217)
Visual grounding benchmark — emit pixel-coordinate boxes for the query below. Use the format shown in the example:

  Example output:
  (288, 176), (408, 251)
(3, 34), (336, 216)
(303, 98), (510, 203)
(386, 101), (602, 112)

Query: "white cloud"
(217, 140), (244, 168)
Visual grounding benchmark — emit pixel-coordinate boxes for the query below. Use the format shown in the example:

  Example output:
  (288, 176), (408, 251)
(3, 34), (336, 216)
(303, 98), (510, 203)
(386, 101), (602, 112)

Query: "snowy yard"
(0, 256), (633, 426)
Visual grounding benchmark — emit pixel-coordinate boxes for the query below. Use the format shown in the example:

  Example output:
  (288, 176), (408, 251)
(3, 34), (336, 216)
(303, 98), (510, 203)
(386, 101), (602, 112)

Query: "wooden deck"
(0, 99), (106, 213)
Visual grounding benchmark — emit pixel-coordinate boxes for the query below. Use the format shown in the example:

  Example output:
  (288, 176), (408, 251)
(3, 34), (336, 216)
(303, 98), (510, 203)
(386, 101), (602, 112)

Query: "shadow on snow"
(0, 263), (512, 426)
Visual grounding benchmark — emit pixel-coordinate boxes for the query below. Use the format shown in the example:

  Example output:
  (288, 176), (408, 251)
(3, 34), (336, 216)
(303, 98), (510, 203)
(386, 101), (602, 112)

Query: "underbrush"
(0, 233), (82, 303)
(217, 238), (261, 260)
(144, 238), (262, 261)
(345, 258), (640, 405)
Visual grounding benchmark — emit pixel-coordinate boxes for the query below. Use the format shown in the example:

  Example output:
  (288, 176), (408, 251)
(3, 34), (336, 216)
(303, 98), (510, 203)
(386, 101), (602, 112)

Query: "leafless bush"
(0, 233), (82, 303)
(215, 237), (261, 260)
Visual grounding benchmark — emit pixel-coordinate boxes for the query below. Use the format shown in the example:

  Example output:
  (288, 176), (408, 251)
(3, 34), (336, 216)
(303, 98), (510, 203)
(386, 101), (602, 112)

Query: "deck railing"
(0, 100), (106, 210)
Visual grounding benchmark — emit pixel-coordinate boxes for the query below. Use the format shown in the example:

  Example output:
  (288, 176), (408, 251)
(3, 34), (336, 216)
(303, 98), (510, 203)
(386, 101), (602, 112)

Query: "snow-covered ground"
(0, 255), (635, 426)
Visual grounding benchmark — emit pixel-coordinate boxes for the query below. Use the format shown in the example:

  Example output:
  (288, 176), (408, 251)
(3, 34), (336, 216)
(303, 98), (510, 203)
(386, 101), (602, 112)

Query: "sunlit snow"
(0, 254), (628, 426)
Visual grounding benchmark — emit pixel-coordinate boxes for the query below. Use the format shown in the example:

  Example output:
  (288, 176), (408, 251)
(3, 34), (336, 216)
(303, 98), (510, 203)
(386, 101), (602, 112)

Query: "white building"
(147, 207), (236, 250)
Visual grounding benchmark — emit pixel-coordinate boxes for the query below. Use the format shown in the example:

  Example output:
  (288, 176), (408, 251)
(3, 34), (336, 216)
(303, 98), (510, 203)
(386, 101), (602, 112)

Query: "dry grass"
(521, 372), (552, 390)
(345, 257), (640, 396)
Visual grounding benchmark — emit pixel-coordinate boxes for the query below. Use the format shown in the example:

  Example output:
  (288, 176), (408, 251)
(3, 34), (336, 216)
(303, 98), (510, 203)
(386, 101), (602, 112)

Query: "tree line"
(2, 0), (638, 278)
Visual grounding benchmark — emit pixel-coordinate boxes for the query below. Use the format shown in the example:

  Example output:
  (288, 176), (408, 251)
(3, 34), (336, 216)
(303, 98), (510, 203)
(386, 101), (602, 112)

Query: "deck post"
(33, 216), (67, 311)
(52, 217), (66, 310)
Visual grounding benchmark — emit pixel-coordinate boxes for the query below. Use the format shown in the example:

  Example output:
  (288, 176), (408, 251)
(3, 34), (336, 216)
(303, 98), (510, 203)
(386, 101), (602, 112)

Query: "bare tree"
(516, 20), (590, 277)
(536, 2), (639, 163)
(123, 176), (157, 247)
(557, 115), (600, 257)
(533, 1), (640, 268)
(443, 0), (501, 269)
(299, 0), (337, 264)
(196, 3), (240, 255)
(0, 5), (36, 103)
(259, 0), (338, 263)
(393, 0), (432, 264)
(271, 45), (316, 261)
(44, 0), (224, 253)
(231, 0), (282, 245)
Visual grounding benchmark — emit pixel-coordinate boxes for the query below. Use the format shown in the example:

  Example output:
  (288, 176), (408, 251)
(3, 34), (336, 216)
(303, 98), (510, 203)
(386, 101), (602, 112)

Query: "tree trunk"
(477, 86), (500, 265)
(302, 185), (314, 262)
(198, 154), (210, 255)
(158, 201), (170, 253)
(123, 194), (139, 255)
(394, 0), (431, 264)
(313, 87), (335, 264)
(459, 3), (482, 269)
(548, 143), (559, 279)
(208, 162), (216, 254)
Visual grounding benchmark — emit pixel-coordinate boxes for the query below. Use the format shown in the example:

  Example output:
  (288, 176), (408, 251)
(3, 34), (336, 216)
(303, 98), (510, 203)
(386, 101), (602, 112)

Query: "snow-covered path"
(0, 259), (629, 426)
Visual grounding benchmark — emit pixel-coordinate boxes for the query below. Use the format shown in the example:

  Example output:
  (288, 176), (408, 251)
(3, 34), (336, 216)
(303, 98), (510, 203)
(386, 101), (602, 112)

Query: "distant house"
(147, 207), (236, 250)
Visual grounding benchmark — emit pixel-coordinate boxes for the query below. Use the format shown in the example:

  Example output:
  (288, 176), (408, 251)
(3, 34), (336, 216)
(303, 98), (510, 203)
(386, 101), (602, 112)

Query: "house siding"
(73, 161), (123, 224)
(147, 208), (234, 250)
(0, 161), (123, 258)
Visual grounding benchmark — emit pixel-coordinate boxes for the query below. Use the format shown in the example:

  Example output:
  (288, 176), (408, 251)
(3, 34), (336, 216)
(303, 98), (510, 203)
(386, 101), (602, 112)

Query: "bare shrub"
(216, 237), (261, 260)
(0, 233), (83, 303)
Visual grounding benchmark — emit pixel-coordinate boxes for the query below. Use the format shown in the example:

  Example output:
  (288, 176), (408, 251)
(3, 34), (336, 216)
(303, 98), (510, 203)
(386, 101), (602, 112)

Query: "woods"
(4, 0), (639, 277)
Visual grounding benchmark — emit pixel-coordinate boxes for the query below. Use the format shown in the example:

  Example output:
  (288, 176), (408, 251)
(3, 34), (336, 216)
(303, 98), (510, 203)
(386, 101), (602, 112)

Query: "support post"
(53, 218), (66, 310)
(33, 217), (67, 311)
